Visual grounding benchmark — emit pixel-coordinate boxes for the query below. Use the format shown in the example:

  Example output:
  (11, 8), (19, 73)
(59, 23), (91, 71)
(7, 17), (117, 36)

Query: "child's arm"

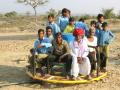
(109, 31), (115, 43)
(54, 24), (61, 33)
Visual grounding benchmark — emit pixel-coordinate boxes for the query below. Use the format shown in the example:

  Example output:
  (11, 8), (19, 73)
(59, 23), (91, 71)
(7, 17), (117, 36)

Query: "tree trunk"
(33, 7), (38, 29)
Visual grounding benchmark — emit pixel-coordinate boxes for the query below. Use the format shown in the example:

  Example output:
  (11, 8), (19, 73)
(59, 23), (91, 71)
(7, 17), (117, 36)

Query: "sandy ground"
(0, 32), (120, 90)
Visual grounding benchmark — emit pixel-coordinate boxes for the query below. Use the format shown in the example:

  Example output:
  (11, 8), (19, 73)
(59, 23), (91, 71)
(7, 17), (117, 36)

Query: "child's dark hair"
(79, 18), (85, 22)
(90, 20), (97, 26)
(69, 17), (74, 22)
(48, 14), (55, 18)
(46, 26), (52, 32)
(102, 22), (108, 27)
(55, 32), (62, 38)
(97, 14), (104, 20)
(62, 8), (71, 14)
(38, 29), (44, 34)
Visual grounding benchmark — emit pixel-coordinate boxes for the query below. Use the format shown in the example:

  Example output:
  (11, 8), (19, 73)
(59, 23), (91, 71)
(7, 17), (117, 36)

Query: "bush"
(5, 11), (17, 17)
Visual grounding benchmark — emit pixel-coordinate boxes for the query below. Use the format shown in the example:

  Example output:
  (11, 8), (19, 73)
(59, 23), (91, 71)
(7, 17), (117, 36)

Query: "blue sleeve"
(41, 38), (52, 48)
(84, 24), (89, 36)
(54, 24), (61, 33)
(57, 17), (61, 27)
(109, 31), (115, 43)
(34, 40), (39, 49)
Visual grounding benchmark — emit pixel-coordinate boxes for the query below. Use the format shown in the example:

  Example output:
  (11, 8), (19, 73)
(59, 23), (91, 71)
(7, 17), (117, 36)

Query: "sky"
(0, 0), (120, 15)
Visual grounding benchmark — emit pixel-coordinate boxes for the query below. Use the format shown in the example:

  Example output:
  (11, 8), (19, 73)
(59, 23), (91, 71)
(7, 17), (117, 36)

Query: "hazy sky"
(0, 0), (120, 15)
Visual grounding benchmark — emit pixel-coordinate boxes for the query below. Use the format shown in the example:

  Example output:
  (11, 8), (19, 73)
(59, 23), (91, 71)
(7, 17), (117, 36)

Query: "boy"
(57, 8), (70, 32)
(87, 27), (97, 75)
(99, 22), (115, 72)
(34, 29), (53, 75)
(45, 26), (54, 41)
(52, 32), (72, 79)
(63, 17), (75, 33)
(47, 14), (60, 37)
(96, 14), (104, 30)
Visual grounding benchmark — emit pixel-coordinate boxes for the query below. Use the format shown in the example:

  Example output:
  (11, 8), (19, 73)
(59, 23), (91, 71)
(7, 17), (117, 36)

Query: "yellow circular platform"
(26, 70), (108, 84)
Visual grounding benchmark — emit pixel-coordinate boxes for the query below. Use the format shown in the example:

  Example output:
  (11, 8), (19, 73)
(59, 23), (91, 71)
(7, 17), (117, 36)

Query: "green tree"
(102, 8), (116, 19)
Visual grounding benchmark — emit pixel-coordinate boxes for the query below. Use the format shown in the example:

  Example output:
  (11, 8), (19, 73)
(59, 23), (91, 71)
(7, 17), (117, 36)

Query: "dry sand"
(0, 32), (120, 90)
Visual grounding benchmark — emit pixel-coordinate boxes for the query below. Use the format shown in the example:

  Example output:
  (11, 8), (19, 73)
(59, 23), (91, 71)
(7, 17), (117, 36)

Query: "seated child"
(52, 32), (72, 79)
(45, 26), (54, 41)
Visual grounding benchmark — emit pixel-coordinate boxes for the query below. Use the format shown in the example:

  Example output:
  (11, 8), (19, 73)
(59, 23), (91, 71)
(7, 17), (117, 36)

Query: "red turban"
(73, 28), (84, 36)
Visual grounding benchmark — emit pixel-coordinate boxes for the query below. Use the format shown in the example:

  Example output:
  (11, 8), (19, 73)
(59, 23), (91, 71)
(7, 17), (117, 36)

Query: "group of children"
(33, 8), (115, 80)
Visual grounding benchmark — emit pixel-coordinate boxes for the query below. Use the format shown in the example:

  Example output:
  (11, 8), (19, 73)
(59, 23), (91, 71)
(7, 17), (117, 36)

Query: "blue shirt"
(98, 30), (115, 46)
(75, 21), (89, 36)
(57, 16), (69, 32)
(34, 37), (52, 54)
(47, 22), (60, 37)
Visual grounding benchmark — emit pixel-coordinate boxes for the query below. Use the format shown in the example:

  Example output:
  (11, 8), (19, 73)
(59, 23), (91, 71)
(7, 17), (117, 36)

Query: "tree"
(102, 8), (116, 19)
(47, 8), (58, 16)
(17, 0), (48, 24)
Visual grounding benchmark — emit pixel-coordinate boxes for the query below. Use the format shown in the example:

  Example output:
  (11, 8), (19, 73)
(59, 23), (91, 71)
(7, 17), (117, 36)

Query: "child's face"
(103, 26), (108, 31)
(89, 29), (95, 36)
(99, 16), (104, 23)
(46, 29), (52, 36)
(69, 21), (74, 25)
(91, 24), (96, 28)
(48, 17), (54, 23)
(38, 31), (44, 39)
(56, 35), (62, 44)
(62, 11), (70, 17)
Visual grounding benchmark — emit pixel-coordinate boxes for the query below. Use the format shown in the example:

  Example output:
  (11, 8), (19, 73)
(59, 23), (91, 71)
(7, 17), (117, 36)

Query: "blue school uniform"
(98, 30), (115, 46)
(57, 16), (69, 32)
(34, 37), (52, 54)
(47, 22), (60, 37)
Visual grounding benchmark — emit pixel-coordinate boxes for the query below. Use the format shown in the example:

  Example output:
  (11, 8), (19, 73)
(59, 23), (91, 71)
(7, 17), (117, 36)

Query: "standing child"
(47, 14), (60, 37)
(99, 22), (115, 72)
(87, 27), (97, 75)
(96, 14), (104, 30)
(57, 8), (70, 32)
(63, 17), (75, 33)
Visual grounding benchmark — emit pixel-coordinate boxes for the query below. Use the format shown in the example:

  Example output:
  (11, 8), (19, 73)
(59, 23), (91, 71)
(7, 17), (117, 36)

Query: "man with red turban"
(70, 28), (91, 80)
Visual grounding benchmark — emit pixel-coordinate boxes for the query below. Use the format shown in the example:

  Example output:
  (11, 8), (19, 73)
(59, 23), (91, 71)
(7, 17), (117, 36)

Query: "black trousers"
(52, 54), (72, 74)
(88, 52), (96, 72)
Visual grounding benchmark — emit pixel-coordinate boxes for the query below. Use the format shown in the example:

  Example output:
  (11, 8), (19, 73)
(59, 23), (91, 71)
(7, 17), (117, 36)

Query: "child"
(87, 27), (97, 75)
(57, 8), (70, 32)
(45, 26), (54, 41)
(47, 14), (60, 37)
(99, 22), (115, 72)
(90, 20), (100, 40)
(90, 20), (97, 28)
(96, 14), (104, 30)
(63, 17), (75, 33)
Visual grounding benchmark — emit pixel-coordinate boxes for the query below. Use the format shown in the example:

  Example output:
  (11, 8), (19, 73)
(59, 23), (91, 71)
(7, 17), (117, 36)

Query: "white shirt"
(87, 36), (97, 52)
